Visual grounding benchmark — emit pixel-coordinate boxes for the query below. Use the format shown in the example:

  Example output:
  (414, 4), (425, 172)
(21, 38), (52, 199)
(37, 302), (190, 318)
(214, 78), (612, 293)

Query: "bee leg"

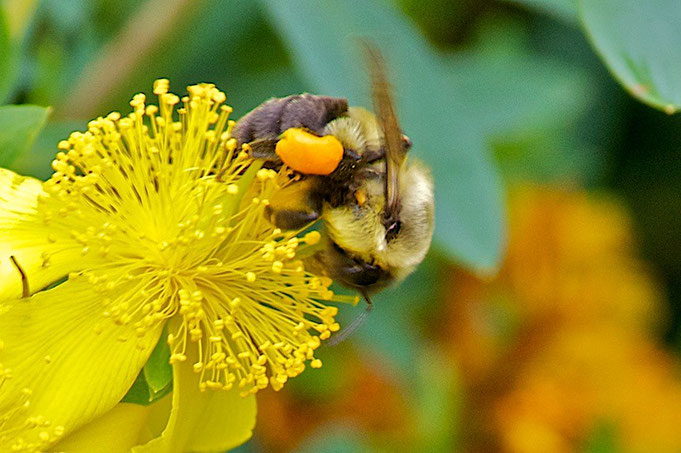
(265, 178), (322, 230)
(267, 207), (320, 231)
(362, 148), (385, 163)
(245, 137), (281, 163)
(326, 241), (390, 288)
(351, 134), (408, 165)
(325, 291), (373, 347)
(337, 260), (387, 287)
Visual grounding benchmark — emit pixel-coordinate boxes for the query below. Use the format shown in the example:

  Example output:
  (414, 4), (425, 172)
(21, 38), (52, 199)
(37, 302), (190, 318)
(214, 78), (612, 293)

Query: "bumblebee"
(232, 47), (434, 305)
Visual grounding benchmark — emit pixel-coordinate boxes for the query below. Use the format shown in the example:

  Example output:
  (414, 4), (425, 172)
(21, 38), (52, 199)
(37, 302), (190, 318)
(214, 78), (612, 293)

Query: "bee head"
(322, 158), (433, 283)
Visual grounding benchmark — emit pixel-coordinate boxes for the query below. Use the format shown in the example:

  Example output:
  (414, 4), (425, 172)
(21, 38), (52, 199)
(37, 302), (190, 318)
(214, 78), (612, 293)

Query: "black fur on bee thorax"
(232, 93), (380, 211)
(306, 175), (353, 210)
(321, 148), (363, 207)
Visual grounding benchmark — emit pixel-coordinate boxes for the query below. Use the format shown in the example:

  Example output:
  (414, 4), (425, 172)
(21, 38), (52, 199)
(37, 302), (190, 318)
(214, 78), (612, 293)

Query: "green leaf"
(285, 347), (350, 401)
(494, 130), (603, 184)
(505, 0), (577, 22)
(9, 120), (85, 177)
(579, 0), (681, 113)
(120, 374), (172, 407)
(2, 0), (39, 42)
(0, 105), (51, 167)
(259, 0), (505, 272)
(583, 420), (622, 453)
(121, 372), (153, 406)
(294, 425), (370, 453)
(458, 17), (603, 184)
(412, 347), (461, 452)
(0, 7), (19, 104)
(121, 332), (173, 406)
(142, 328), (173, 394)
(449, 20), (590, 140)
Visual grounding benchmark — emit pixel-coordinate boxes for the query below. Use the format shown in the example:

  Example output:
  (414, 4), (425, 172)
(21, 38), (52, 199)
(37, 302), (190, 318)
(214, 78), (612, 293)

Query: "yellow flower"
(0, 80), (354, 452)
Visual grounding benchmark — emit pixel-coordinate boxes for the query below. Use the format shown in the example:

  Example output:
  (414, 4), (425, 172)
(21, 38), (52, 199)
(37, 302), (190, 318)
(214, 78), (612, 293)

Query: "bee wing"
(363, 42), (404, 221)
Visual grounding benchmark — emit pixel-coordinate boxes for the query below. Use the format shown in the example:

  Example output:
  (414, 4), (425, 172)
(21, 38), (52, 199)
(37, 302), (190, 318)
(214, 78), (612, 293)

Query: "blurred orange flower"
(445, 186), (681, 453)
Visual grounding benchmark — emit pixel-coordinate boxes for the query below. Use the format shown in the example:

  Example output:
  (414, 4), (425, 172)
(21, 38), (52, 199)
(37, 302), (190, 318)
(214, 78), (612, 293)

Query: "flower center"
(34, 80), (357, 395)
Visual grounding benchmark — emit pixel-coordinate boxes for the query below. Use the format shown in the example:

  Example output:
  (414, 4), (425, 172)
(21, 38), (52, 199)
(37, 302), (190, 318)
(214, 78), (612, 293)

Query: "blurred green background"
(3, 0), (681, 451)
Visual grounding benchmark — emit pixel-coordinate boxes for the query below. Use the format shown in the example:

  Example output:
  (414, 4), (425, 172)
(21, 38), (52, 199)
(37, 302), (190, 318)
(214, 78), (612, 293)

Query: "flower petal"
(0, 168), (93, 299)
(50, 403), (152, 453)
(133, 334), (256, 453)
(0, 275), (163, 451)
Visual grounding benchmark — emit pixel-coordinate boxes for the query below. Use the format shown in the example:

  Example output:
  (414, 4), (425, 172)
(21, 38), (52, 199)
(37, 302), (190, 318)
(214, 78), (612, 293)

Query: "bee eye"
(401, 135), (412, 151)
(385, 220), (401, 242)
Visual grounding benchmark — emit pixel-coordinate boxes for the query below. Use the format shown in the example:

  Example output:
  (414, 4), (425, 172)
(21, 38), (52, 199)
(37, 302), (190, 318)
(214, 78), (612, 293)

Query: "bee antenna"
(326, 290), (373, 347)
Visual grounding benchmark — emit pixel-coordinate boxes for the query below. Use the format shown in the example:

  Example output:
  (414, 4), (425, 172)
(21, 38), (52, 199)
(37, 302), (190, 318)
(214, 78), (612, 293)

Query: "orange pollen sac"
(275, 127), (344, 175)
(355, 189), (367, 206)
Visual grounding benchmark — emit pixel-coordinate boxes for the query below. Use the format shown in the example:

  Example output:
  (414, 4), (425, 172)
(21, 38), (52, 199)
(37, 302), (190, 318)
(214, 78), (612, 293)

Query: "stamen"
(0, 378), (62, 451)
(21, 79), (355, 399)
(9, 256), (29, 298)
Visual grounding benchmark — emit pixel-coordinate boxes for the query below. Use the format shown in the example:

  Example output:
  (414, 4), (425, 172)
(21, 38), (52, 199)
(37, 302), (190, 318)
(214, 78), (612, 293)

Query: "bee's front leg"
(245, 137), (280, 163)
(264, 177), (323, 230)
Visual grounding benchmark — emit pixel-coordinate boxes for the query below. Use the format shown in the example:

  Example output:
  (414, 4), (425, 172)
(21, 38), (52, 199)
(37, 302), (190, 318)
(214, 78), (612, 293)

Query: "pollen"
(0, 378), (62, 452)
(275, 127), (344, 175)
(24, 80), (357, 396)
